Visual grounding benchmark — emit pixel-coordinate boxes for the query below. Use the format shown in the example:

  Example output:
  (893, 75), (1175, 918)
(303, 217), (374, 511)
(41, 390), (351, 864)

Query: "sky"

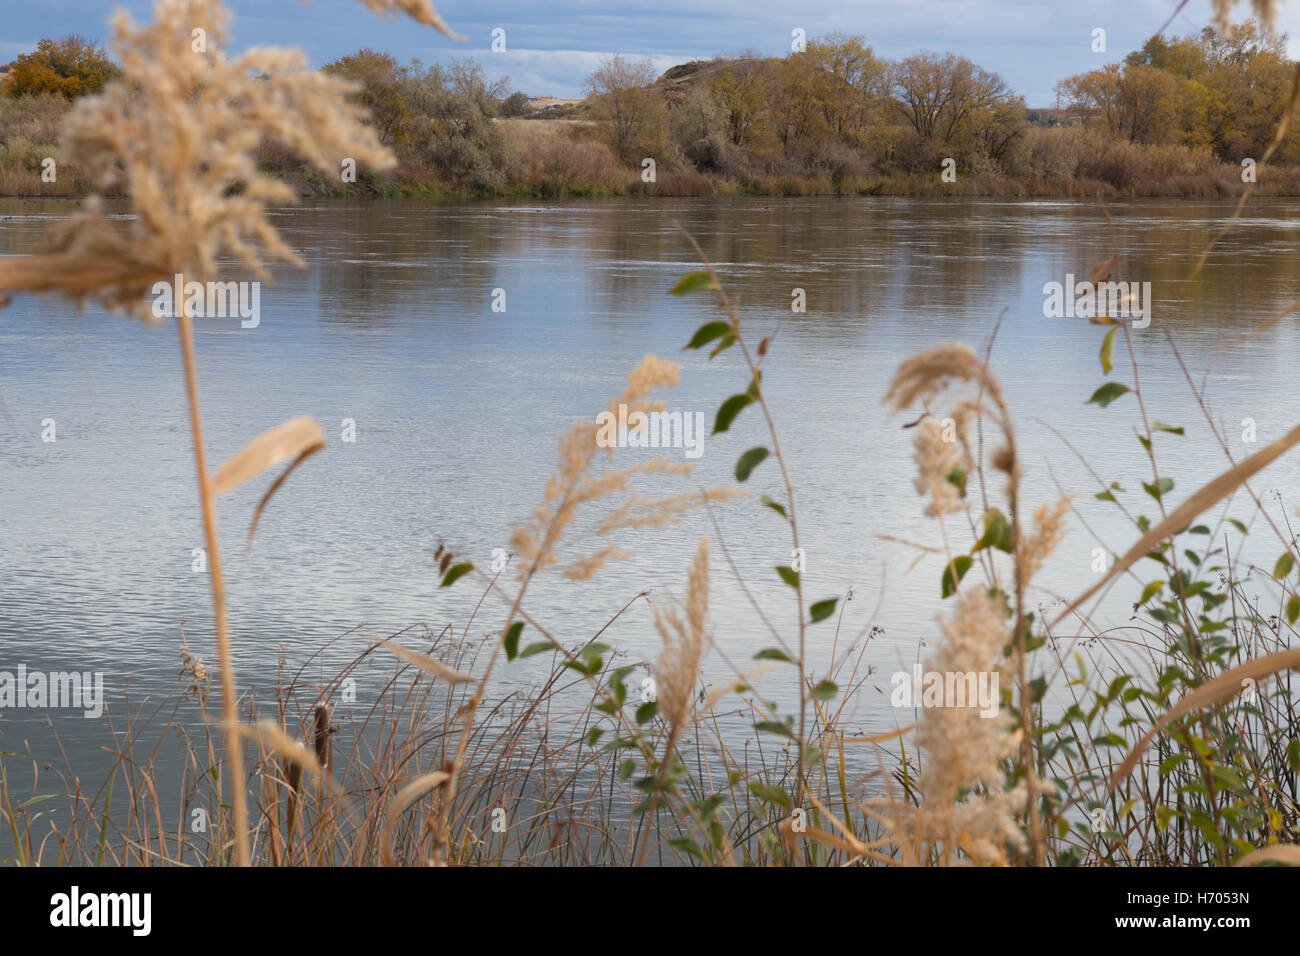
(3, 0), (1300, 105)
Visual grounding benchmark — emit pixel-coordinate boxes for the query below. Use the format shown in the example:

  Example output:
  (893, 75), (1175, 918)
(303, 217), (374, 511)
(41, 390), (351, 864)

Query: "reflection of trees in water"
(271, 199), (1293, 341)
(279, 203), (525, 327)
(583, 199), (1033, 337)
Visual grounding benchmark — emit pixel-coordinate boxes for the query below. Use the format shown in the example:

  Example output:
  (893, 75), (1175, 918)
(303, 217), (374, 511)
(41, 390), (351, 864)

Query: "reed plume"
(651, 537), (712, 741)
(509, 355), (740, 582)
(885, 341), (1047, 863)
(1211, 0), (1278, 32)
(353, 0), (467, 38)
(430, 356), (736, 863)
(897, 590), (1030, 865)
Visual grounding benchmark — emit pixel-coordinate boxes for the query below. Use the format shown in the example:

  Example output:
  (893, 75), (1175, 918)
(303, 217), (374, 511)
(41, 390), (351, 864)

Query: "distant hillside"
(520, 55), (777, 119)
(653, 56), (778, 96)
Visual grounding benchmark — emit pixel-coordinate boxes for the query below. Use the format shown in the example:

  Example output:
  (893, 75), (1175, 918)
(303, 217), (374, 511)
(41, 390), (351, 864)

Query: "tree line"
(4, 23), (1298, 195)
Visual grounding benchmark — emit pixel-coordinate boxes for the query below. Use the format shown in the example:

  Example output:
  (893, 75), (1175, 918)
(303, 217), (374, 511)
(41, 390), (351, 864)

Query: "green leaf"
(579, 641), (611, 663)
(1274, 552), (1294, 579)
(519, 641), (553, 659)
(760, 495), (788, 518)
(941, 555), (973, 598)
(440, 562), (473, 587)
(684, 321), (732, 350)
(754, 720), (793, 738)
(775, 565), (800, 588)
(973, 508), (1013, 553)
(713, 393), (752, 434)
(946, 468), (967, 496)
(670, 271), (714, 295)
(735, 447), (769, 482)
(1086, 382), (1130, 408)
(696, 795), (726, 819)
(747, 783), (792, 809)
(669, 837), (705, 860)
(811, 680), (838, 702)
(1288, 596), (1300, 626)
(1142, 477), (1174, 502)
(1152, 421), (1184, 435)
(503, 621), (524, 661)
(635, 700), (658, 724)
(1095, 490), (1115, 503)
(586, 726), (603, 747)
(1100, 327), (1117, 375)
(754, 647), (794, 662)
(709, 334), (736, 359)
(809, 598), (838, 623)
(1138, 581), (1164, 605)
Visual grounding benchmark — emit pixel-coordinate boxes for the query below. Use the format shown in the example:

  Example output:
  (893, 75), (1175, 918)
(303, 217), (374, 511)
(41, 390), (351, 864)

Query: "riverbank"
(10, 164), (1300, 200)
(6, 99), (1300, 200)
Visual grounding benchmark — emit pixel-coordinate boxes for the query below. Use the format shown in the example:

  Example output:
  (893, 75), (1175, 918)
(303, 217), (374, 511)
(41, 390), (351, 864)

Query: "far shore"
(3, 169), (1299, 202)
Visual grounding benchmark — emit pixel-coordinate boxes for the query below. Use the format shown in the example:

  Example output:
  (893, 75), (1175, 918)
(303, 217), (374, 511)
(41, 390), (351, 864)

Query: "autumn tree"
(1056, 64), (1126, 133)
(671, 80), (724, 143)
(3, 35), (119, 99)
(770, 52), (831, 160)
(891, 51), (1025, 166)
(804, 33), (889, 146)
(584, 55), (668, 162)
(320, 52), (516, 188)
(1058, 22), (1292, 157)
(322, 49), (409, 144)
(708, 58), (770, 148)
(446, 58), (509, 117)
(395, 60), (516, 189)
(1195, 21), (1296, 159)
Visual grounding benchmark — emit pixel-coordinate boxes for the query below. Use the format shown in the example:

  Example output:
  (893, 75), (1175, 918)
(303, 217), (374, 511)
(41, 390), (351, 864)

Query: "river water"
(2, 196), (1299, 839)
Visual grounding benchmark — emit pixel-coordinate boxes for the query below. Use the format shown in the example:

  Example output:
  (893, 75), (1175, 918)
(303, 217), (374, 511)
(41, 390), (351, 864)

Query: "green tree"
(499, 91), (532, 117)
(397, 61), (517, 190)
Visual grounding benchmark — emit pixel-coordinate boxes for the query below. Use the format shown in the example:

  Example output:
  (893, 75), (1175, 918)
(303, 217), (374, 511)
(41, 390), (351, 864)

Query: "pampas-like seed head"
(911, 414), (971, 517)
(885, 343), (1018, 514)
(651, 537), (712, 735)
(0, 0), (396, 318)
(509, 357), (741, 582)
(1211, 0), (1278, 33)
(883, 590), (1034, 865)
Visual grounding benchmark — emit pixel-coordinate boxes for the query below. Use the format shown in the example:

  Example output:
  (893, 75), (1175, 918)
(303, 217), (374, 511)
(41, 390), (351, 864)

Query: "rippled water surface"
(2, 196), (1299, 803)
